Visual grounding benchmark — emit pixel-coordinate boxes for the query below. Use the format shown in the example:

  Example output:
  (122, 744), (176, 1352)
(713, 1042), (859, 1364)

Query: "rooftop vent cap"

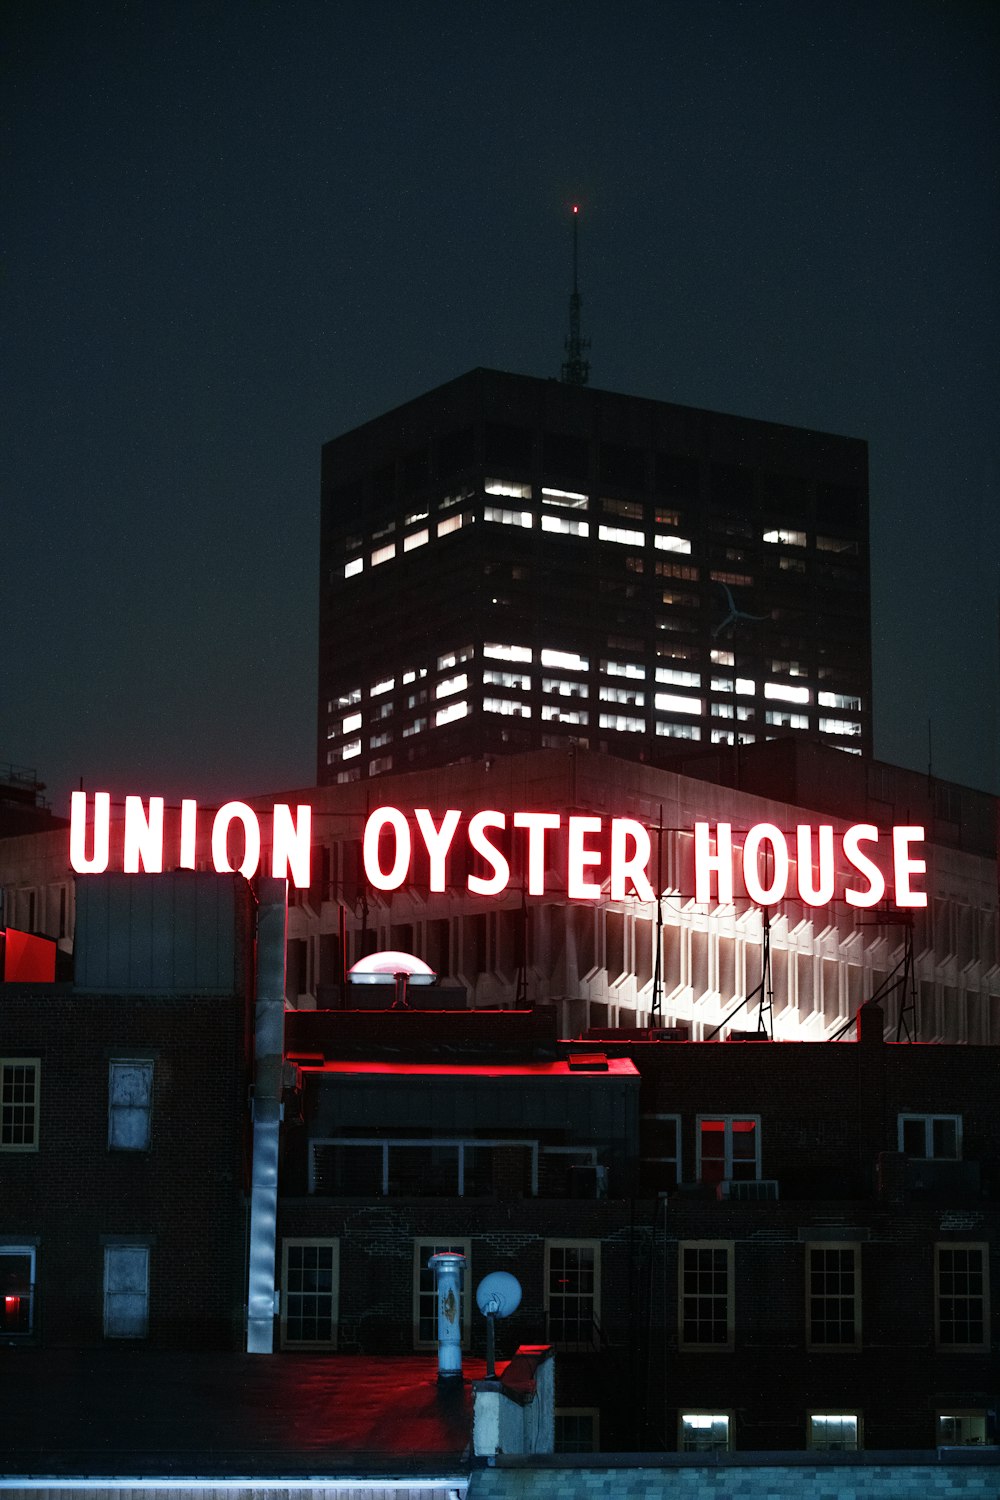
(347, 950), (437, 986)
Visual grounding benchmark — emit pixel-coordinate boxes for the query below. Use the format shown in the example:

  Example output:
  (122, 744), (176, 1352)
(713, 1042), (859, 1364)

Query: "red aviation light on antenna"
(572, 204), (579, 214)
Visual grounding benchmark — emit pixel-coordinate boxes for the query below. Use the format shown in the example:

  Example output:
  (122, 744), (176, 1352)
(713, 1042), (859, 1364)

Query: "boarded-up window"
(103, 1245), (149, 1339)
(108, 1062), (152, 1151)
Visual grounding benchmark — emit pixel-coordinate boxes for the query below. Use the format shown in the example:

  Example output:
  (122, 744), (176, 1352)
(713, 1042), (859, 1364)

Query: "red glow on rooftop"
(306, 1058), (637, 1079)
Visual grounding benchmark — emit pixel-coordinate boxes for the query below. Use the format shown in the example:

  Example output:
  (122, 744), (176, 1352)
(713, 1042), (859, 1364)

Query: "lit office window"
(437, 646), (473, 670)
(599, 685), (644, 707)
(541, 649), (588, 672)
(936, 1410), (987, 1446)
(542, 706), (588, 725)
(656, 722), (700, 740)
(819, 718), (862, 736)
(679, 1413), (731, 1452)
(598, 525), (645, 547)
(654, 692), (701, 716)
(344, 558), (363, 578)
(712, 702), (735, 719)
(402, 718), (427, 737)
(485, 479), (531, 498)
(541, 487), (588, 509)
(483, 670), (531, 691)
(766, 711), (808, 729)
(543, 677), (588, 699)
(763, 528), (806, 546)
(808, 1413), (860, 1451)
(371, 544), (396, 567)
(598, 714), (645, 733)
(342, 740), (361, 760)
(484, 643), (532, 663)
(541, 515), (589, 537)
(818, 690), (862, 711)
(656, 667), (700, 687)
(436, 674), (468, 699)
(654, 533), (692, 554)
(371, 677), (394, 696)
(403, 529), (429, 551)
(765, 682), (810, 704)
(601, 660), (646, 680)
(342, 712), (362, 734)
(437, 514), (464, 537)
(333, 688), (361, 709)
(484, 698), (531, 718)
(435, 701), (469, 727)
(710, 649), (735, 666)
(484, 505), (533, 528)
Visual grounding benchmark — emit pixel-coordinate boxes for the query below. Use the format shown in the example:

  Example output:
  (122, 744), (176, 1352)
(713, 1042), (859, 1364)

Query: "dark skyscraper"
(318, 369), (871, 785)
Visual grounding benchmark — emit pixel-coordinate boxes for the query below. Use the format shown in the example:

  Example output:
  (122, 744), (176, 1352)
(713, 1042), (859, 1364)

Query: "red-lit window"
(0, 1248), (35, 1336)
(696, 1116), (760, 1184)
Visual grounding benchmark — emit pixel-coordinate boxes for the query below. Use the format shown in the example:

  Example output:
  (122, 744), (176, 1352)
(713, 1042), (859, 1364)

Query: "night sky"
(4, 1), (998, 814)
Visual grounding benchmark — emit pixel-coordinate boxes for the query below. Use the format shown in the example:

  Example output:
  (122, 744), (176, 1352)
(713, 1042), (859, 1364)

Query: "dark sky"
(4, 1), (998, 813)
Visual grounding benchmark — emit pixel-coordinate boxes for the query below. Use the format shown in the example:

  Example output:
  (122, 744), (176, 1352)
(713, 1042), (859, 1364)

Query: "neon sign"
(68, 795), (927, 908)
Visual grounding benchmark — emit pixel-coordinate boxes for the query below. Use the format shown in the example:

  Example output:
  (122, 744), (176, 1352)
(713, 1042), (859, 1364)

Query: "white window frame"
(936, 1408), (988, 1446)
(805, 1242), (862, 1350)
(0, 1058), (40, 1152)
(280, 1238), (340, 1350)
(413, 1238), (471, 1351)
(678, 1240), (734, 1352)
(678, 1410), (733, 1452)
(108, 1060), (153, 1151)
(0, 1245), (36, 1336)
(898, 1113), (962, 1159)
(554, 1407), (600, 1453)
(807, 1411), (862, 1451)
(103, 1243), (150, 1339)
(935, 1242), (990, 1352)
(695, 1115), (761, 1183)
(544, 1239), (601, 1351)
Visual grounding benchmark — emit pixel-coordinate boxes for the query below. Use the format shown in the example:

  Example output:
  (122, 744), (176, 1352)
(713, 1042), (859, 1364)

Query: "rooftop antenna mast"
(561, 204), (590, 386)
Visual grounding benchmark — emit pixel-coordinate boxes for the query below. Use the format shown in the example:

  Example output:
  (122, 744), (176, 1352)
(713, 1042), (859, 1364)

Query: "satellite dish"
(476, 1272), (522, 1378)
(476, 1271), (522, 1318)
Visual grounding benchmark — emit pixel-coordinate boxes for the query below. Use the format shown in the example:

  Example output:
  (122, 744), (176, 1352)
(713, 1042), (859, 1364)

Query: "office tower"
(318, 369), (871, 784)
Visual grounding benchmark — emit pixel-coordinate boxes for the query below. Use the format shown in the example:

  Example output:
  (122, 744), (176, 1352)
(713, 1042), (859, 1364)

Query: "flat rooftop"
(2, 1350), (482, 1479)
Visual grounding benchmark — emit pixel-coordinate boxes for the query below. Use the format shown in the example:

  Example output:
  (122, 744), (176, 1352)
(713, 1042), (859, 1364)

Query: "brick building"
(2, 864), (997, 1456)
(1, 873), (257, 1350)
(273, 1003), (999, 1455)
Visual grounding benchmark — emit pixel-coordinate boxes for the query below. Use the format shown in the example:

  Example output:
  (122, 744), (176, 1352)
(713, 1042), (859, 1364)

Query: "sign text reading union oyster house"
(69, 793), (927, 909)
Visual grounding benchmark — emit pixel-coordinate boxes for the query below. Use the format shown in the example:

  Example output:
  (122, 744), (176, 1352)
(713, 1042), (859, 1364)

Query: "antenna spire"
(561, 203), (591, 386)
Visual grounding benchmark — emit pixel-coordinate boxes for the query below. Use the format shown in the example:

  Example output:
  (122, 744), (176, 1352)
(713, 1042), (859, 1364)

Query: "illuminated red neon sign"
(68, 795), (927, 908)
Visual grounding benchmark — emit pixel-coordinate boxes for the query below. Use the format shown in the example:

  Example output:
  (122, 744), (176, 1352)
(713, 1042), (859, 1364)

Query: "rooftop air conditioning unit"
(716, 1179), (780, 1202)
